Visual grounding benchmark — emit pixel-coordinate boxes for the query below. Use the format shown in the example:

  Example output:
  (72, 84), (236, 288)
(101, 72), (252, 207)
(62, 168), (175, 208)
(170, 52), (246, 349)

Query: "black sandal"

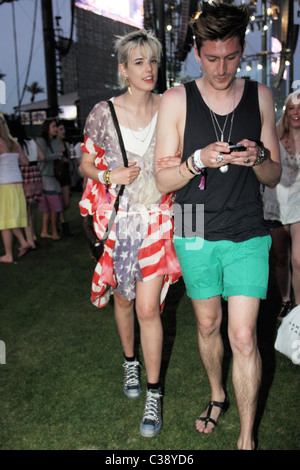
(278, 301), (293, 321)
(197, 396), (229, 430)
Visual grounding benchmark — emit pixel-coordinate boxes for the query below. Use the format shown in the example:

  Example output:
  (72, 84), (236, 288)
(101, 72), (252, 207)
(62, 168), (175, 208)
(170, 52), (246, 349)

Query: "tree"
(25, 81), (45, 103)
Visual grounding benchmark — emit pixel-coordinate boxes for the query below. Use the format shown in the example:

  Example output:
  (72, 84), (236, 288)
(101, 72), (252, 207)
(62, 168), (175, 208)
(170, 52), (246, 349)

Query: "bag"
(82, 217), (104, 262)
(274, 305), (300, 365)
(82, 100), (128, 262)
(54, 159), (63, 182)
(54, 158), (69, 184)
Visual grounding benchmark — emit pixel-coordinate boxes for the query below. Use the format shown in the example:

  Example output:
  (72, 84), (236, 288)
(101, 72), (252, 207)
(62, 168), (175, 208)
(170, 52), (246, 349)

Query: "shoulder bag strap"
(107, 99), (128, 167)
(103, 100), (128, 240)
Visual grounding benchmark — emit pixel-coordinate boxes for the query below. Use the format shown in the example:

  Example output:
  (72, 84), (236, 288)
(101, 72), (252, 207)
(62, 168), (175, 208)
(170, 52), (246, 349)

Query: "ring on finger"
(245, 158), (250, 164)
(216, 153), (223, 163)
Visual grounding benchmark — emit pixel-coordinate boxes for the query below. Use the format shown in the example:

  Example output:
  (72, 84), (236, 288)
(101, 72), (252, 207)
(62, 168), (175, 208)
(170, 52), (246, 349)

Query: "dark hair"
(57, 119), (68, 128)
(191, 1), (250, 53)
(40, 119), (56, 147)
(5, 117), (29, 152)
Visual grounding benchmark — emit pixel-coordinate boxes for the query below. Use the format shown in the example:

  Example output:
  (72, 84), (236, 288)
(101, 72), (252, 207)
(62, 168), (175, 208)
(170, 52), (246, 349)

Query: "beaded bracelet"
(105, 170), (111, 202)
(253, 147), (266, 166)
(106, 170), (111, 185)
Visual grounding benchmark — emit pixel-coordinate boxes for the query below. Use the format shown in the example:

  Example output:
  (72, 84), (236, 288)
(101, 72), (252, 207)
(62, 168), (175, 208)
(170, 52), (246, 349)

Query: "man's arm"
(253, 83), (281, 188)
(155, 86), (194, 194)
(155, 83), (245, 193)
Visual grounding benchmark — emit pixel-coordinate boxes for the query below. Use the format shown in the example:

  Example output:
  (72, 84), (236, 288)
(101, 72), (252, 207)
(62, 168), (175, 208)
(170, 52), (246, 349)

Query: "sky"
(0, 0), (72, 114)
(0, 0), (299, 116)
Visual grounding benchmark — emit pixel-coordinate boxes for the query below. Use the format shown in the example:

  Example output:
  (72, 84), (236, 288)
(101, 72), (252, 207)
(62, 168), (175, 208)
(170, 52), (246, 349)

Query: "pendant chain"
(123, 93), (153, 142)
(203, 81), (236, 143)
(209, 108), (235, 144)
(202, 81), (236, 174)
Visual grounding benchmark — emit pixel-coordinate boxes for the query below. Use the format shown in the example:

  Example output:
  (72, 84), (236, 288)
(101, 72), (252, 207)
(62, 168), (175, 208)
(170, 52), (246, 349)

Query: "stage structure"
(59, 0), (199, 127)
(74, 0), (143, 126)
(144, 0), (199, 91)
(238, 0), (299, 117)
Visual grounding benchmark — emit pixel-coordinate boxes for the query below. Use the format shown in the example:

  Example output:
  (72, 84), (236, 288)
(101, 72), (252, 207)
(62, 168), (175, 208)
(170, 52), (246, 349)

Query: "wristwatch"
(253, 147), (266, 166)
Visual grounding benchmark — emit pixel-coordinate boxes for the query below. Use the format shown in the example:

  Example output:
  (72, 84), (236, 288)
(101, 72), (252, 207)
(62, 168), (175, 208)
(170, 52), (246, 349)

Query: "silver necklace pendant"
(219, 164), (229, 173)
(203, 80), (236, 176)
(123, 94), (153, 143)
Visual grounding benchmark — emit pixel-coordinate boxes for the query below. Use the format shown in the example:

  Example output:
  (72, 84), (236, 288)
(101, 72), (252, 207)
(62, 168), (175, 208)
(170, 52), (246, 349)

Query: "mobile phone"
(228, 144), (246, 152)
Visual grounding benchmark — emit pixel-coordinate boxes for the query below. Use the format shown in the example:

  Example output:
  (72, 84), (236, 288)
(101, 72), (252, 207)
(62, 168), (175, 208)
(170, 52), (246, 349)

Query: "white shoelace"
(123, 360), (140, 387)
(143, 390), (161, 423)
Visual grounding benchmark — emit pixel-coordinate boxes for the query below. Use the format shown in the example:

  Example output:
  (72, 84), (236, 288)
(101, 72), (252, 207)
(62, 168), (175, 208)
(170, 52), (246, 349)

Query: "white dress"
(263, 141), (300, 225)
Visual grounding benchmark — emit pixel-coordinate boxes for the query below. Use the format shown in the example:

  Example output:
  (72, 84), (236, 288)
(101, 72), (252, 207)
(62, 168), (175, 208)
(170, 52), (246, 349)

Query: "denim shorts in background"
(174, 235), (272, 301)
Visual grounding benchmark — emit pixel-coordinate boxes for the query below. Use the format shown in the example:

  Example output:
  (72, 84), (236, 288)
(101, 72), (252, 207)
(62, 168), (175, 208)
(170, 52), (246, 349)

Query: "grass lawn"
(0, 192), (299, 451)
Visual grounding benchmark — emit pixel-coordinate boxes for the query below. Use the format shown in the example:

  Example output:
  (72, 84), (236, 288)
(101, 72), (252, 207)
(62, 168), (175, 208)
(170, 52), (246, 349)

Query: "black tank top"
(174, 79), (269, 242)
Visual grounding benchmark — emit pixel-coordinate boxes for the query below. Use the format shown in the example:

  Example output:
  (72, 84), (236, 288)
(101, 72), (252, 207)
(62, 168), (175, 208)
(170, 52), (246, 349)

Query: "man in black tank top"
(155, 2), (281, 450)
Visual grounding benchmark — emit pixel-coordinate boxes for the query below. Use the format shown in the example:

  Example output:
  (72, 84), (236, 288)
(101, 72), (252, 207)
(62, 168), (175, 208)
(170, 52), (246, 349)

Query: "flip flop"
(18, 246), (31, 258)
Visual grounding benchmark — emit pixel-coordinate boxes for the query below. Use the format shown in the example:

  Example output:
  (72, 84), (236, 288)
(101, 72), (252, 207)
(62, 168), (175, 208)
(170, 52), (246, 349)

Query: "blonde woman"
(263, 91), (300, 319)
(0, 114), (30, 262)
(79, 30), (181, 437)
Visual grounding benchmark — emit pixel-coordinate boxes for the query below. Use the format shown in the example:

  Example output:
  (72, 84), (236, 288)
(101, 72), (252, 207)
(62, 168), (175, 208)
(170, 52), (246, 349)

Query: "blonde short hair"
(114, 29), (162, 89)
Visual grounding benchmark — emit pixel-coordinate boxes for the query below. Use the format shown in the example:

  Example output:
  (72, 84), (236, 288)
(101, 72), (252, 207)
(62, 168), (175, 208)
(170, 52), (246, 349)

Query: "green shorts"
(174, 235), (272, 300)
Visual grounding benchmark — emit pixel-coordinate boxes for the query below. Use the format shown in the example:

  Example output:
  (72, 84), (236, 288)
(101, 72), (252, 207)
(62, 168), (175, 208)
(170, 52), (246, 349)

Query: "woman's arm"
(79, 151), (141, 186)
(18, 144), (29, 166)
(37, 138), (62, 161)
(36, 142), (45, 162)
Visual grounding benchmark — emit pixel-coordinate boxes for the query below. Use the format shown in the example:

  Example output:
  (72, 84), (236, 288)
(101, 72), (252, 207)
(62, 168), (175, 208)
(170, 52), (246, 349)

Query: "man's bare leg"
(228, 295), (261, 450)
(193, 296), (227, 433)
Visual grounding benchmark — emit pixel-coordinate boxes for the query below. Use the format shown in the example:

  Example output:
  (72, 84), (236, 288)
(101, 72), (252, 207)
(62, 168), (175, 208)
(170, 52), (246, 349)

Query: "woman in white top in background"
(263, 91), (300, 319)
(0, 114), (30, 262)
(79, 30), (181, 438)
(20, 134), (44, 247)
(9, 119), (44, 249)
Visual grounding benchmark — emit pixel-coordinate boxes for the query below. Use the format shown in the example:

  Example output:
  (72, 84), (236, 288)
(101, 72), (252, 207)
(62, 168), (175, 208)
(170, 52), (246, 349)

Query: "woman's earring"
(126, 78), (132, 95)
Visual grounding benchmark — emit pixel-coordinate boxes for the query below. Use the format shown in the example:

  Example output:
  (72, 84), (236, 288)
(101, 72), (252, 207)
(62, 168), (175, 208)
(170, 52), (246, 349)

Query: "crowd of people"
(1, 0), (299, 451)
(0, 115), (82, 262)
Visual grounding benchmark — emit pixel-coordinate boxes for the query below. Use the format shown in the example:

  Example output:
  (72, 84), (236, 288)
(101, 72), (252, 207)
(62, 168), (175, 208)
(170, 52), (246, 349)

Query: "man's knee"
(229, 327), (257, 356)
(194, 299), (222, 338)
(196, 315), (222, 339)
